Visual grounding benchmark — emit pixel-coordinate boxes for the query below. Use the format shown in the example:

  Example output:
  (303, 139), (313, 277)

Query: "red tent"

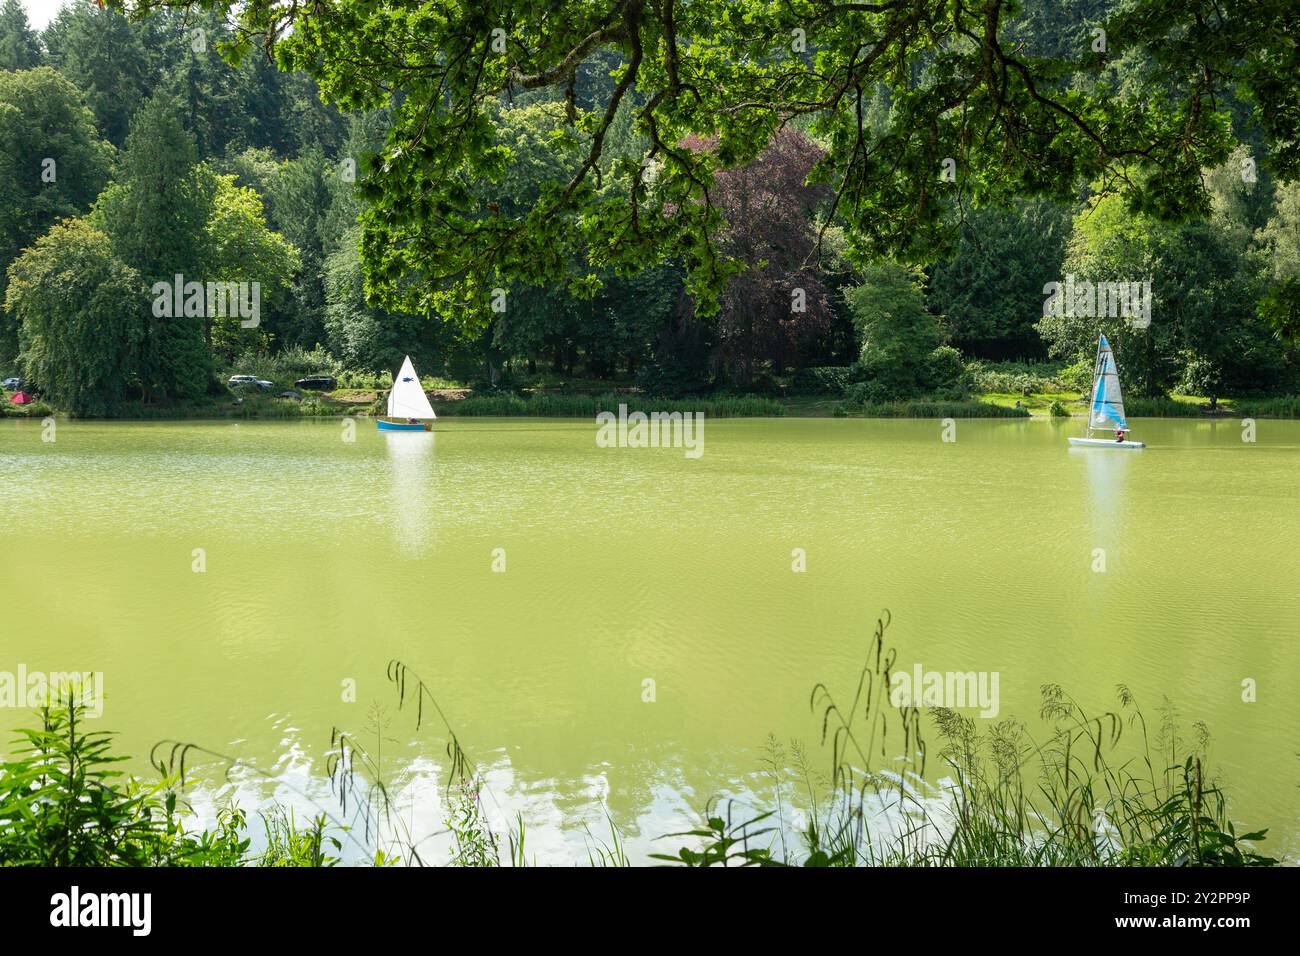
(9, 391), (33, 404)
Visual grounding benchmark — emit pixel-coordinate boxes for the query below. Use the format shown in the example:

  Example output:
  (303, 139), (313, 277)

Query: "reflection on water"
(1074, 442), (1132, 552)
(385, 430), (436, 556)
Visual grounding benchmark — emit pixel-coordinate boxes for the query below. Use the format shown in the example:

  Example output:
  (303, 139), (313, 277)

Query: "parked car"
(228, 375), (274, 390)
(2, 377), (22, 390)
(294, 375), (337, 391)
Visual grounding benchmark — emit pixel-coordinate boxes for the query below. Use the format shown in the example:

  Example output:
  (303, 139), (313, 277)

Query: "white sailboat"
(1068, 335), (1145, 448)
(377, 355), (437, 431)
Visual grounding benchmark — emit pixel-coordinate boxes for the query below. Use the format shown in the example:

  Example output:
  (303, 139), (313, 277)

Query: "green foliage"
(448, 781), (499, 867)
(93, 94), (216, 400)
(929, 199), (1072, 359)
(967, 360), (1076, 395)
(439, 393), (783, 418)
(1234, 395), (1300, 418)
(0, 397), (53, 418)
(1255, 181), (1300, 344)
(788, 366), (856, 396)
(204, 173), (300, 360)
(4, 1), (1296, 415)
(4, 220), (144, 417)
(0, 691), (249, 866)
(652, 805), (780, 867)
(847, 262), (965, 400)
(658, 620), (1278, 868)
(0, 67), (114, 367)
(114, 0), (1297, 332)
(0, 0), (41, 71)
(1038, 188), (1295, 399)
(324, 228), (454, 373)
(264, 148), (344, 349)
(257, 807), (339, 867)
(840, 398), (1030, 418)
(42, 4), (154, 146)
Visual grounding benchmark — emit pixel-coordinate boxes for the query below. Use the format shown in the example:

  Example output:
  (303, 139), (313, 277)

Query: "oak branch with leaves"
(108, 0), (1300, 331)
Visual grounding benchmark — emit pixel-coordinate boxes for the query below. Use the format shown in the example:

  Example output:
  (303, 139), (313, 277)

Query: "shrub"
(1126, 397), (1204, 417)
(1, 399), (54, 418)
(1235, 395), (1300, 418)
(968, 359), (1077, 394)
(0, 692), (249, 865)
(840, 398), (1030, 417)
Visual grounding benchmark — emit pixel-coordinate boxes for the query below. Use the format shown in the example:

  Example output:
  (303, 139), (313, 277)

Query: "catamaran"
(1068, 335), (1145, 449)
(377, 355), (436, 431)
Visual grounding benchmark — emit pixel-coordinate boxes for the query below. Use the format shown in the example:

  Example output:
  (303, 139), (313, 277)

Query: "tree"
(0, 67), (114, 369)
(109, 0), (1300, 332)
(92, 95), (216, 400)
(323, 228), (453, 373)
(0, 0), (41, 70)
(1255, 181), (1300, 344)
(697, 128), (834, 384)
(928, 200), (1072, 359)
(847, 262), (957, 400)
(42, 4), (154, 146)
(4, 220), (145, 416)
(1037, 191), (1288, 399)
(202, 174), (300, 359)
(266, 149), (343, 349)
(160, 8), (253, 159)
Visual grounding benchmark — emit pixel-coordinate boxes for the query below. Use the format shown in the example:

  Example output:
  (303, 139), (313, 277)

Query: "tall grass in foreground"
(0, 622), (1280, 867)
(0, 689), (249, 866)
(656, 615), (1277, 867)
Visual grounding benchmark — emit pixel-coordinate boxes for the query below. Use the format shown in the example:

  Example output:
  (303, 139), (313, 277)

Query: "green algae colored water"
(1, 416), (1296, 862)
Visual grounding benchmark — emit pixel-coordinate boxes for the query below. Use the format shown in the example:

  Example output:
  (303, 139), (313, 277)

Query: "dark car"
(294, 375), (337, 391)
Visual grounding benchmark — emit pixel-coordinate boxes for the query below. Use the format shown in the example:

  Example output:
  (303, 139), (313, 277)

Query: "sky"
(21, 0), (70, 31)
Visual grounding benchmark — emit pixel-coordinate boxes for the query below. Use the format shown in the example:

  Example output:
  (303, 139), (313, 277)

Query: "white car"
(228, 375), (274, 390)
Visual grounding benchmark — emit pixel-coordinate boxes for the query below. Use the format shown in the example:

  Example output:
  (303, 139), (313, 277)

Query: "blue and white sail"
(1089, 335), (1127, 431)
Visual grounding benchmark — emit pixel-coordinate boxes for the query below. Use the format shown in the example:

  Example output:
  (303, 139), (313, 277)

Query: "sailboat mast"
(1087, 336), (1104, 437)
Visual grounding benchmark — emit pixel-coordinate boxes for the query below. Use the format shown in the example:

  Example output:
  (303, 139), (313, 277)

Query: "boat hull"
(1069, 437), (1145, 449)
(377, 419), (432, 432)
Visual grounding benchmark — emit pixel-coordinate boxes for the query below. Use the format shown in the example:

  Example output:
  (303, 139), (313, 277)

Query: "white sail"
(386, 355), (436, 420)
(1088, 335), (1127, 431)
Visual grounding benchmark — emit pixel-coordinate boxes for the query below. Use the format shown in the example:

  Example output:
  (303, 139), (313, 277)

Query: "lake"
(1, 416), (1296, 863)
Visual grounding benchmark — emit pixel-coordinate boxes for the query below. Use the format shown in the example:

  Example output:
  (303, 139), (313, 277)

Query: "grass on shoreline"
(7, 385), (1300, 421)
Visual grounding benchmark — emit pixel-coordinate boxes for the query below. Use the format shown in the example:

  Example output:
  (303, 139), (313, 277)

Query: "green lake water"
(1, 416), (1296, 863)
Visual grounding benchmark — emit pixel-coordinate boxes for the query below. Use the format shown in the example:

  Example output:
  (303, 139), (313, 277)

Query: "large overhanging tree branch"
(110, 0), (1300, 331)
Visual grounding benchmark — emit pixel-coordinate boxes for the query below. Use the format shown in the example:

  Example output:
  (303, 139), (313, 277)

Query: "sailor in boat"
(1116, 427), (1126, 442)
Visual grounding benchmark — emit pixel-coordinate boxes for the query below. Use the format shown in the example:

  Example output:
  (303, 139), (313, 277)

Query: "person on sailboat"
(1115, 428), (1126, 442)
